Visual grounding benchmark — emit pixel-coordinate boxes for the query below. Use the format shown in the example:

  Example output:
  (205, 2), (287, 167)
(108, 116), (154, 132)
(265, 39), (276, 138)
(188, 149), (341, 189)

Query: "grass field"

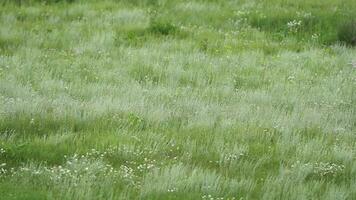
(0, 0), (355, 199)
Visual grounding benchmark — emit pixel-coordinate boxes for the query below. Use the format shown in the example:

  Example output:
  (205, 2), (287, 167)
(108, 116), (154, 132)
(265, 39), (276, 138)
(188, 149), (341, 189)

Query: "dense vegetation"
(0, 0), (355, 199)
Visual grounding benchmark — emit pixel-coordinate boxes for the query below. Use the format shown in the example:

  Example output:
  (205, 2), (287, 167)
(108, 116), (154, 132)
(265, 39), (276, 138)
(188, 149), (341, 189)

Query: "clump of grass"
(338, 21), (356, 46)
(115, 28), (148, 47)
(115, 17), (185, 47)
(147, 9), (185, 37)
(115, 20), (183, 47)
(148, 19), (179, 36)
(0, 36), (22, 55)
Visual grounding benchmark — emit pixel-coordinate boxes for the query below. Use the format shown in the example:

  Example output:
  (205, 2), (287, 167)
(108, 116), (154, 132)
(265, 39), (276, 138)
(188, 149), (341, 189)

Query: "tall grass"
(0, 0), (355, 199)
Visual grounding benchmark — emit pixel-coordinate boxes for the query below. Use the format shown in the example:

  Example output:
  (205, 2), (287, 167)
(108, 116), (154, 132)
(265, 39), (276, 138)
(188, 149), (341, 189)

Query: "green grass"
(0, 0), (355, 199)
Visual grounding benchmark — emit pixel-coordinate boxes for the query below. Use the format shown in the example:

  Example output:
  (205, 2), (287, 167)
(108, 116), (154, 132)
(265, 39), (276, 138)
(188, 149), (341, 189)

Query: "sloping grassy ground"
(0, 0), (355, 199)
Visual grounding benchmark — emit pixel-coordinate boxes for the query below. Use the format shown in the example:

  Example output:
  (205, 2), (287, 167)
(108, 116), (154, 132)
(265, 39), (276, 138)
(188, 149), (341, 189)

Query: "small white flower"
(311, 33), (320, 40)
(287, 20), (302, 32)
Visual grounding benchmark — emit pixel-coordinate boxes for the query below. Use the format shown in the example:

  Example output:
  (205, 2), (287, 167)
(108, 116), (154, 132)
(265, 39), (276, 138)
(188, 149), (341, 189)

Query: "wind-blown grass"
(0, 0), (355, 199)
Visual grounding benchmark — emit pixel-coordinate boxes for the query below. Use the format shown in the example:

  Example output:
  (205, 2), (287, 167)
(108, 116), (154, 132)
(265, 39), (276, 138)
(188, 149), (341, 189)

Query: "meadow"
(0, 0), (355, 199)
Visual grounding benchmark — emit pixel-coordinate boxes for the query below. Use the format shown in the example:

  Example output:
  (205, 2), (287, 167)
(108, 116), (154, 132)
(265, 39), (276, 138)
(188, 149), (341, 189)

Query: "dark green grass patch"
(114, 10), (188, 47)
(0, 36), (22, 56)
(1, 138), (73, 165)
(0, 111), (152, 138)
(115, 28), (149, 47)
(0, 181), (47, 200)
(148, 19), (179, 36)
(338, 20), (356, 46)
(114, 21), (186, 47)
(244, 0), (356, 45)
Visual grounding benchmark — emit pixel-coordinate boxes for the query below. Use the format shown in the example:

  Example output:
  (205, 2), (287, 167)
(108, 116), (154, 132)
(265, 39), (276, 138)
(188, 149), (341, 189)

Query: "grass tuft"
(338, 20), (356, 46)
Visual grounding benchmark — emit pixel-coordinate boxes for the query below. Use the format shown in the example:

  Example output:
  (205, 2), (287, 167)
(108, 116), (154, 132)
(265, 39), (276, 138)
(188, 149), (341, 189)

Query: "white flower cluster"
(0, 148), (6, 176)
(222, 153), (245, 163)
(119, 165), (135, 179)
(291, 161), (345, 177)
(296, 11), (312, 19)
(0, 163), (7, 175)
(118, 145), (156, 158)
(118, 157), (158, 188)
(136, 157), (156, 173)
(234, 10), (250, 17)
(313, 162), (345, 177)
(81, 148), (114, 159)
(311, 33), (320, 41)
(1, 146), (162, 189)
(15, 154), (118, 184)
(287, 20), (302, 33)
(167, 187), (177, 193)
(119, 164), (138, 187)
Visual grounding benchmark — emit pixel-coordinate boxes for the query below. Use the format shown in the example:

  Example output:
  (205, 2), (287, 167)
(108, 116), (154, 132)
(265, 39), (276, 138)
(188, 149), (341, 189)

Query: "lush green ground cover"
(0, 0), (355, 199)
